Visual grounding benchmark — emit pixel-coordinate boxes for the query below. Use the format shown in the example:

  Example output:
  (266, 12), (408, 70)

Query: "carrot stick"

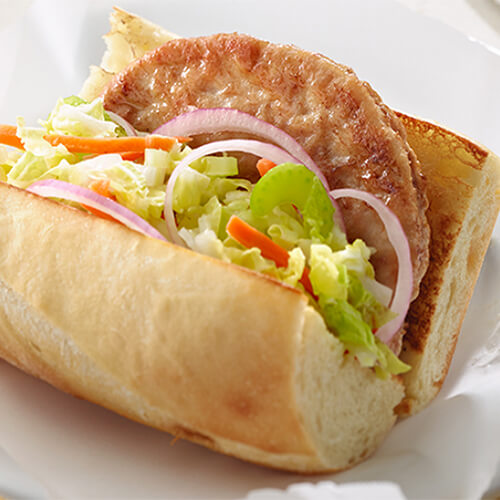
(227, 215), (289, 267)
(0, 124), (190, 154)
(0, 125), (23, 149)
(45, 135), (178, 154)
(226, 215), (316, 297)
(256, 158), (276, 177)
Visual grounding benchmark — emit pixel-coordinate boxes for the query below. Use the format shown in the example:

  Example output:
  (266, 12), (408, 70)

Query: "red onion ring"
(105, 111), (138, 137)
(27, 180), (167, 242)
(164, 139), (302, 246)
(154, 108), (345, 231)
(330, 188), (413, 344)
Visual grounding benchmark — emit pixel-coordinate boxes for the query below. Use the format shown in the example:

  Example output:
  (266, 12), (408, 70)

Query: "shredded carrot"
(82, 179), (118, 222)
(119, 151), (145, 162)
(226, 215), (316, 297)
(227, 215), (289, 266)
(171, 136), (192, 144)
(299, 268), (315, 298)
(0, 125), (23, 149)
(89, 179), (114, 198)
(82, 205), (118, 221)
(0, 124), (190, 155)
(256, 158), (276, 177)
(45, 134), (179, 154)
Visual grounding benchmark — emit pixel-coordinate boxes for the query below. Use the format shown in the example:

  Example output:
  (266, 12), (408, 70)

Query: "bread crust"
(0, 182), (311, 454)
(0, 182), (404, 471)
(395, 114), (500, 416)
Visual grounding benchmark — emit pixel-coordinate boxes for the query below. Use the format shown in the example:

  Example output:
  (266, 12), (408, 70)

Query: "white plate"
(0, 1), (499, 499)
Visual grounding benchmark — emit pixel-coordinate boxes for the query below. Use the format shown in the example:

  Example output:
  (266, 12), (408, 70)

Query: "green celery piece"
(250, 162), (334, 239)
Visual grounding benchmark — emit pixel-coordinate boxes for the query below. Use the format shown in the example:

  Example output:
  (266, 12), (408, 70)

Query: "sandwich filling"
(0, 96), (411, 377)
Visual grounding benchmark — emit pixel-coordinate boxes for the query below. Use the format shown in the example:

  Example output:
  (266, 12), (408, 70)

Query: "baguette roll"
(0, 7), (498, 474)
(396, 115), (500, 416)
(0, 181), (403, 472)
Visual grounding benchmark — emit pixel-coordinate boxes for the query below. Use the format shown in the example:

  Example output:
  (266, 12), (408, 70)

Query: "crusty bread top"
(0, 181), (319, 456)
(397, 114), (500, 415)
(80, 7), (178, 102)
(400, 115), (499, 349)
(0, 181), (404, 472)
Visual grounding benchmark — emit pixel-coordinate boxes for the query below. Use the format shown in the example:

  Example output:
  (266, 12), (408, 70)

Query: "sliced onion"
(154, 108), (345, 231)
(106, 111), (138, 136)
(330, 188), (413, 344)
(27, 180), (167, 242)
(154, 108), (319, 172)
(164, 139), (301, 246)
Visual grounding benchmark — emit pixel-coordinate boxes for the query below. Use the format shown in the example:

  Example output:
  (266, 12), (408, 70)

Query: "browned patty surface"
(103, 33), (430, 296)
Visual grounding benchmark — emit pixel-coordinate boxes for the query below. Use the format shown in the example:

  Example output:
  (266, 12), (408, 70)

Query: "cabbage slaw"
(0, 96), (411, 377)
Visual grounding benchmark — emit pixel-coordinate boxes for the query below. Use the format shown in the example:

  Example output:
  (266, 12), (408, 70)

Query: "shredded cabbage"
(278, 247), (306, 288)
(319, 298), (408, 377)
(7, 117), (77, 188)
(175, 162), (409, 377)
(201, 156), (238, 177)
(0, 146), (22, 181)
(5, 96), (410, 378)
(143, 149), (170, 187)
(42, 96), (121, 137)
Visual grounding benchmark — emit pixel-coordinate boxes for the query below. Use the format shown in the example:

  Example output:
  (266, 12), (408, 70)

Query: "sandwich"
(0, 8), (498, 473)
